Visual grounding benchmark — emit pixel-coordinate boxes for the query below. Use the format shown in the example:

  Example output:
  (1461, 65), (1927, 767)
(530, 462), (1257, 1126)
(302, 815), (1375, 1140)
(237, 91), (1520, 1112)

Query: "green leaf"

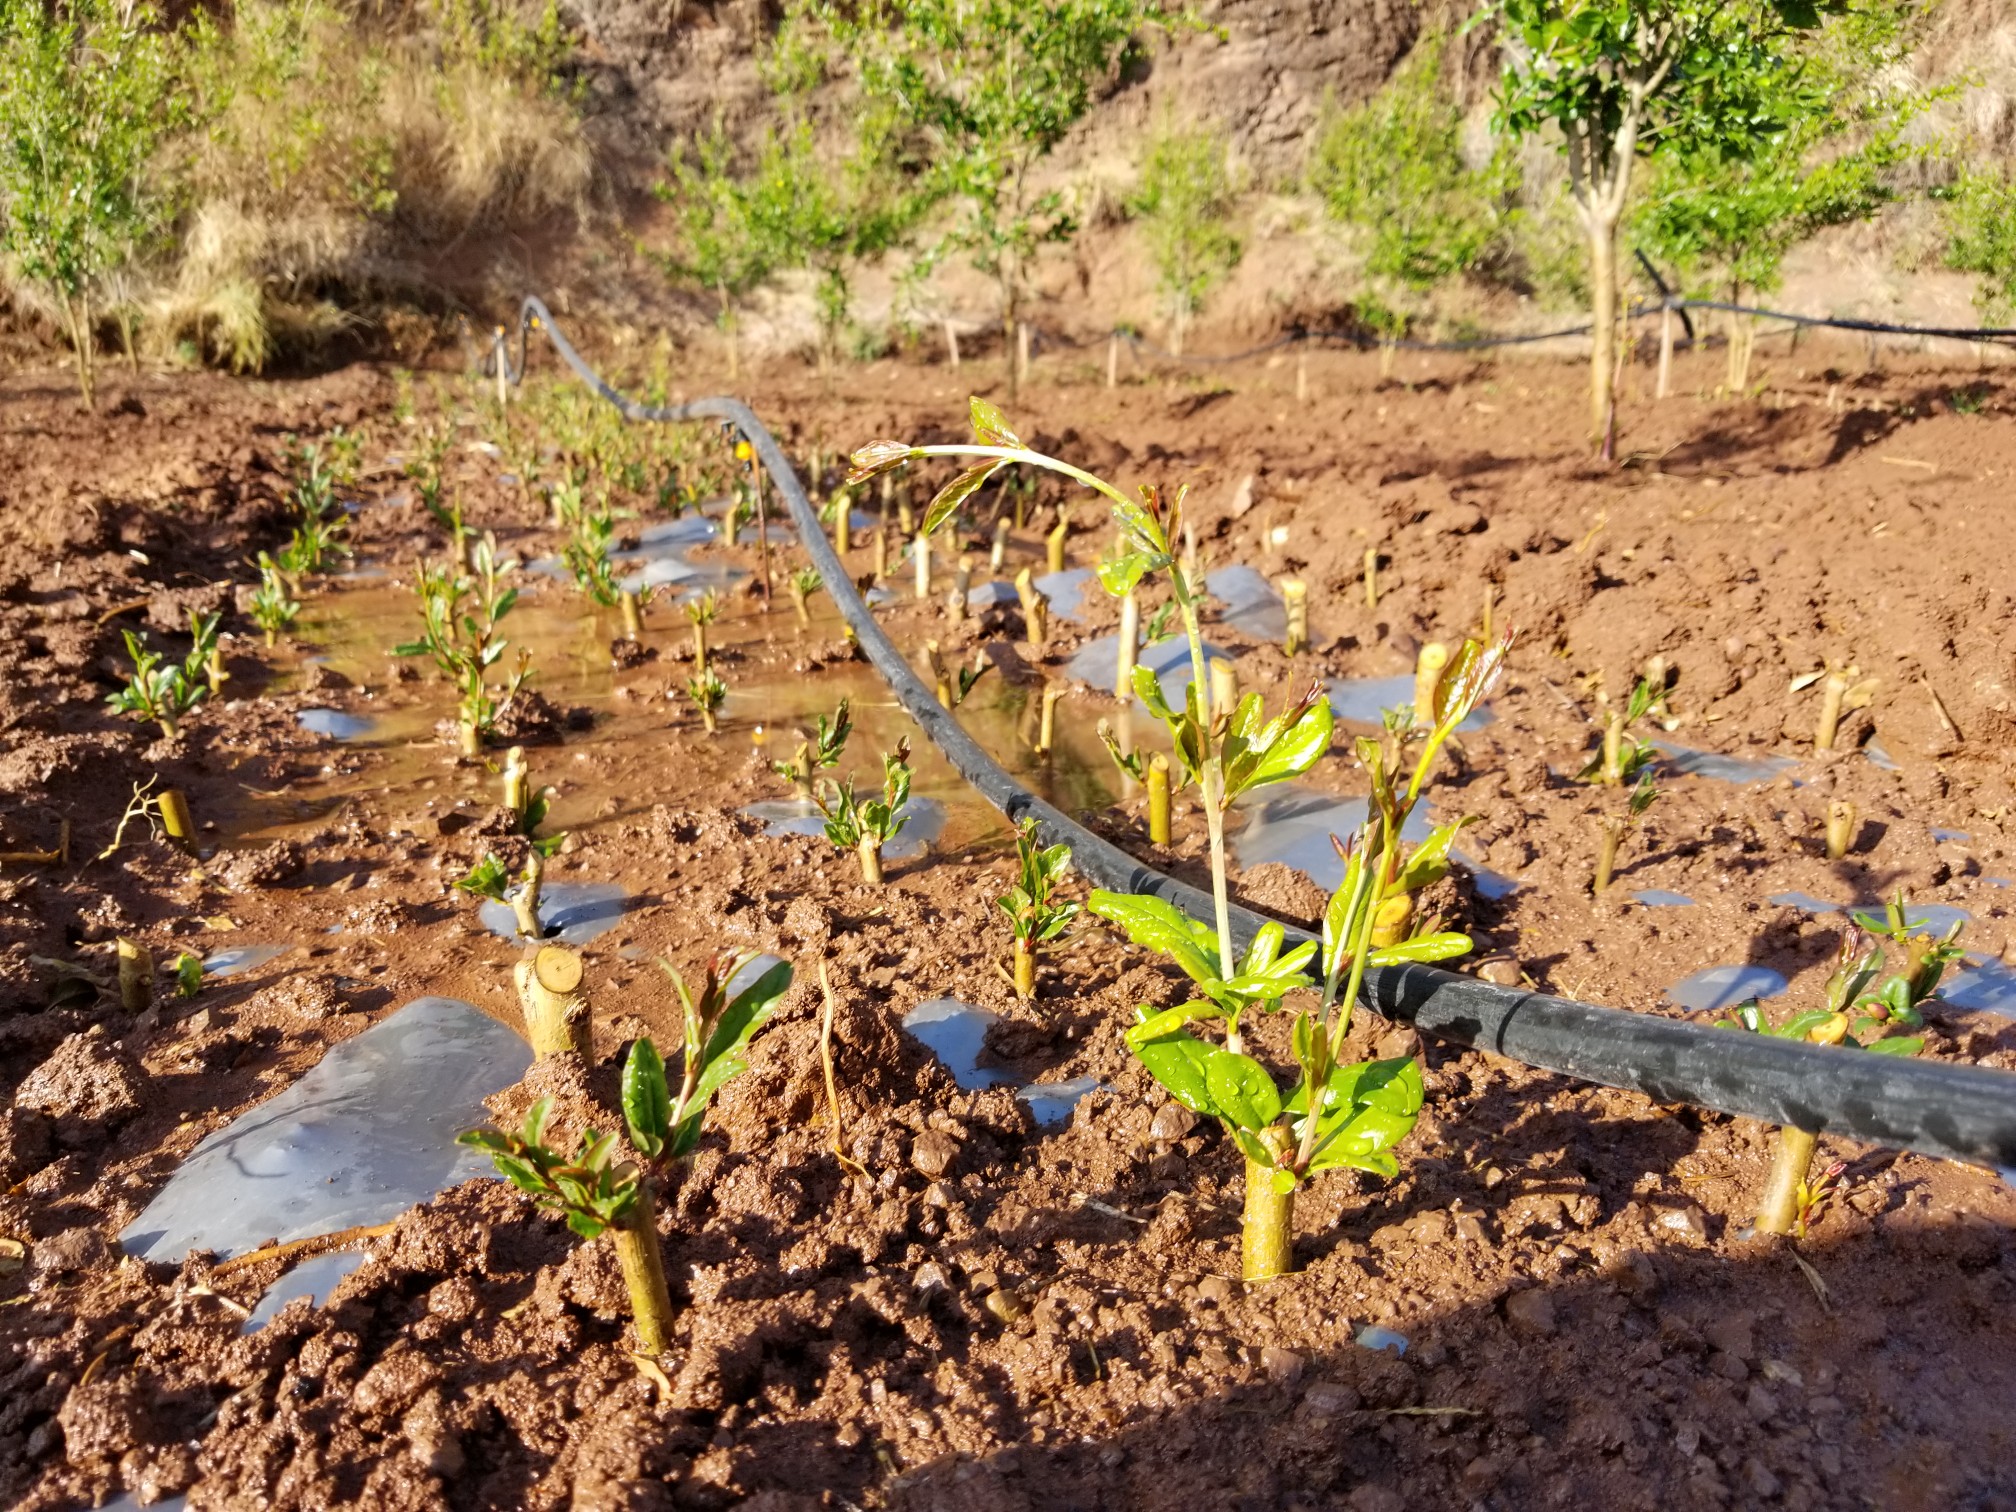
(622, 1037), (671, 1158)
(1395, 817), (1476, 893)
(1131, 1027), (1218, 1115)
(969, 396), (1023, 449)
(1293, 1056), (1423, 1176)
(1126, 999), (1226, 1043)
(1088, 889), (1222, 984)
(1097, 549), (1155, 598)
(1861, 1035), (1923, 1057)
(1365, 932), (1473, 967)
(924, 460), (1004, 536)
(1203, 1049), (1282, 1131)
(705, 957), (793, 1067)
(669, 1054), (752, 1158)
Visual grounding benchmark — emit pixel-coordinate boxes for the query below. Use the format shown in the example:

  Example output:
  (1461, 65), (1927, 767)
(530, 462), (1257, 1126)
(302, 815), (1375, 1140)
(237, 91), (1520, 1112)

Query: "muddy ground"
(2, 339), (2015, 1511)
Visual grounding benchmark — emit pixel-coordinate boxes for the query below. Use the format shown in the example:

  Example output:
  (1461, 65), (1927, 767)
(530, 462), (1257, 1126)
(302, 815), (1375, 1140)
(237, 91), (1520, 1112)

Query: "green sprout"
(393, 536), (530, 757)
(815, 738), (912, 886)
(172, 951), (203, 1000)
(684, 588), (719, 674)
(685, 668), (727, 735)
(1578, 674), (1661, 788)
(771, 697), (852, 799)
(277, 439), (351, 575)
(789, 567), (824, 627)
(997, 817), (1078, 1001)
(466, 745), (571, 938)
(925, 640), (991, 709)
(459, 953), (790, 1356)
(1718, 895), (1951, 1237)
(1594, 768), (1661, 897)
(453, 852), (546, 941)
(248, 552), (301, 646)
(562, 500), (628, 607)
(107, 612), (220, 738)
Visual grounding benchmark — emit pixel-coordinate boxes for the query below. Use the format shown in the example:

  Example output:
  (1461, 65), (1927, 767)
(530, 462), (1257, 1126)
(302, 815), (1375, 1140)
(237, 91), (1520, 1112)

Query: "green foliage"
(276, 439), (352, 576)
(815, 739), (913, 854)
(173, 951), (205, 999)
(0, 0), (180, 407)
(998, 817), (1079, 949)
(107, 614), (221, 738)
(1129, 117), (1242, 351)
(683, 668), (728, 732)
(452, 851), (515, 905)
(1310, 35), (1513, 289)
(1944, 168), (2016, 324)
(1577, 675), (1660, 786)
(1630, 0), (1928, 301)
(393, 535), (529, 748)
(810, 0), (1177, 339)
(636, 953), (794, 1159)
(458, 1098), (641, 1240)
(561, 499), (627, 607)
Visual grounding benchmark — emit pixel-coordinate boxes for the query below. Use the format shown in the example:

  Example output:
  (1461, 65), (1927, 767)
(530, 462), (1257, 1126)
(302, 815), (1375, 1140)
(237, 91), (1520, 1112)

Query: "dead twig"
(209, 1220), (398, 1278)
(818, 962), (870, 1182)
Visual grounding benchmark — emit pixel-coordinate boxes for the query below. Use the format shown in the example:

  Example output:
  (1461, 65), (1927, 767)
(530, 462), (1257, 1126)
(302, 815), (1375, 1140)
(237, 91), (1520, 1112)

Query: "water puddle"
(298, 707), (377, 741)
(203, 944), (293, 979)
(1632, 889), (1695, 908)
(1652, 739), (1796, 785)
(477, 880), (631, 946)
(1327, 675), (1493, 732)
(121, 996), (530, 1262)
(740, 796), (946, 862)
(900, 998), (1102, 1126)
(1233, 785), (1434, 890)
(1666, 965), (1789, 1014)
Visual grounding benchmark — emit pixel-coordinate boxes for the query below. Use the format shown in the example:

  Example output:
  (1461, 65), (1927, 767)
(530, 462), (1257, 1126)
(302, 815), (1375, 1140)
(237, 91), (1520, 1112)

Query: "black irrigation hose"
(504, 295), (2016, 1173)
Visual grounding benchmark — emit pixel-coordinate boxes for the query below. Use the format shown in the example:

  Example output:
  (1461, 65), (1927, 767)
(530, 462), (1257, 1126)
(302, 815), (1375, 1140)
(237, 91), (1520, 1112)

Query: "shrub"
(1129, 117), (1242, 355)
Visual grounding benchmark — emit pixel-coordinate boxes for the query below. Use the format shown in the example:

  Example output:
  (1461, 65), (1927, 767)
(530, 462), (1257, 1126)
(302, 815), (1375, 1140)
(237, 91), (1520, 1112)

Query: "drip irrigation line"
(501, 294), (2016, 1173)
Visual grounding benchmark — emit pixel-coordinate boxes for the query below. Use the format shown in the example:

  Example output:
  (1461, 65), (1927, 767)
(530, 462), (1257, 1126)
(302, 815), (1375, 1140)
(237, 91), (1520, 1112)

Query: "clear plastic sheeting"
(120, 996), (531, 1263)
(477, 880), (630, 946)
(1667, 965), (1790, 1014)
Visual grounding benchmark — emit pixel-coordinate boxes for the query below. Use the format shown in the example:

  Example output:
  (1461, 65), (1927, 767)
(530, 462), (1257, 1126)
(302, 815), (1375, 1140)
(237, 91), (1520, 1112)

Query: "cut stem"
(790, 581), (812, 628)
(158, 789), (196, 850)
(1012, 938), (1036, 1000)
(611, 1181), (675, 1356)
(857, 835), (884, 885)
(513, 943), (589, 1058)
(1014, 569), (1049, 654)
(619, 591), (643, 641)
(1209, 659), (1239, 721)
(913, 531), (932, 600)
(1756, 1125), (1819, 1236)
(692, 622), (709, 677)
(1115, 590), (1139, 699)
(1147, 754), (1171, 845)
(117, 937), (152, 1012)
(834, 497), (851, 554)
(1815, 670), (1849, 752)
(1035, 684), (1061, 756)
(1363, 547), (1379, 610)
(1046, 515), (1069, 574)
(1594, 814), (1623, 896)
(1281, 577), (1308, 657)
(950, 556), (971, 624)
(1241, 1155), (1294, 1282)
(1825, 800), (1857, 861)
(990, 516), (1009, 572)
(514, 850), (546, 938)
(1413, 642), (1449, 728)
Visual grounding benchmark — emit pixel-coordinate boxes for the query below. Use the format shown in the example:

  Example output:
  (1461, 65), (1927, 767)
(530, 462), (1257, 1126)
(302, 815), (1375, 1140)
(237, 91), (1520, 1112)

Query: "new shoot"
(997, 818), (1079, 1001)
(1716, 895), (1949, 1237)
(771, 698), (852, 799)
(393, 537), (529, 757)
(107, 613), (220, 738)
(249, 554), (301, 646)
(815, 739), (912, 885)
(457, 951), (792, 1356)
(685, 589), (719, 674)
(789, 568), (824, 628)
(685, 669), (728, 734)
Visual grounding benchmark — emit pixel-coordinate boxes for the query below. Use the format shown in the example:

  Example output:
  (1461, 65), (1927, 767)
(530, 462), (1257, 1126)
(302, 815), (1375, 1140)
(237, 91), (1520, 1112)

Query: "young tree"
(1945, 169), (2016, 326)
(811, 0), (1176, 396)
(0, 0), (179, 408)
(1631, 1), (1926, 390)
(654, 122), (780, 380)
(1489, 0), (1846, 443)
(1129, 116), (1242, 356)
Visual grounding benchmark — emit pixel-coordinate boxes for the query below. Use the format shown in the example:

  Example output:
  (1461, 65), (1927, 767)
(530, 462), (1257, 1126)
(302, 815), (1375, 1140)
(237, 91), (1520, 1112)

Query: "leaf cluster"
(107, 613), (221, 736)
(816, 739), (913, 850)
(393, 536), (529, 739)
(998, 818), (1079, 948)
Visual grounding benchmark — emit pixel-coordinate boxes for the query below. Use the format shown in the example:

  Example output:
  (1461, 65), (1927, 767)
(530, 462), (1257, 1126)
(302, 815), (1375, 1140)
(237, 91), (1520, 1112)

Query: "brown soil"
(3, 341), (2016, 1511)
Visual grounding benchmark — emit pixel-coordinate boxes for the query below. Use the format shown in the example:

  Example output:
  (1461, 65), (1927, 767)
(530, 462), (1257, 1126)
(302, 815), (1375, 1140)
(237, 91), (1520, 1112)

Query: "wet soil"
(3, 344), (2016, 1511)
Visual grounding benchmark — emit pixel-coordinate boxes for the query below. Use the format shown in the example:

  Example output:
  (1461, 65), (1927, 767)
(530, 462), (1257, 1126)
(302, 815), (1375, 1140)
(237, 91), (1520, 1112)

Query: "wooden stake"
(1115, 590), (1140, 699)
(514, 944), (589, 1059)
(494, 327), (509, 409)
(117, 937), (152, 1012)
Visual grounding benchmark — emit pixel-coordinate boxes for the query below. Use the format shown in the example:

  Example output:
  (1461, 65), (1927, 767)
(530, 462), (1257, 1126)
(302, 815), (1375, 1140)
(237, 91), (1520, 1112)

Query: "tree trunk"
(1588, 213), (1618, 442)
(69, 296), (97, 412)
(719, 280), (737, 381)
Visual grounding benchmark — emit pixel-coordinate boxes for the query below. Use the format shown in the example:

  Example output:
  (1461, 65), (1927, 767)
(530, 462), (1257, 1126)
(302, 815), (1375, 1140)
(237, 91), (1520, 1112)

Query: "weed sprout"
(1718, 895), (1954, 1237)
(459, 953), (792, 1356)
(997, 818), (1078, 1000)
(815, 738), (912, 885)
(771, 698), (852, 799)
